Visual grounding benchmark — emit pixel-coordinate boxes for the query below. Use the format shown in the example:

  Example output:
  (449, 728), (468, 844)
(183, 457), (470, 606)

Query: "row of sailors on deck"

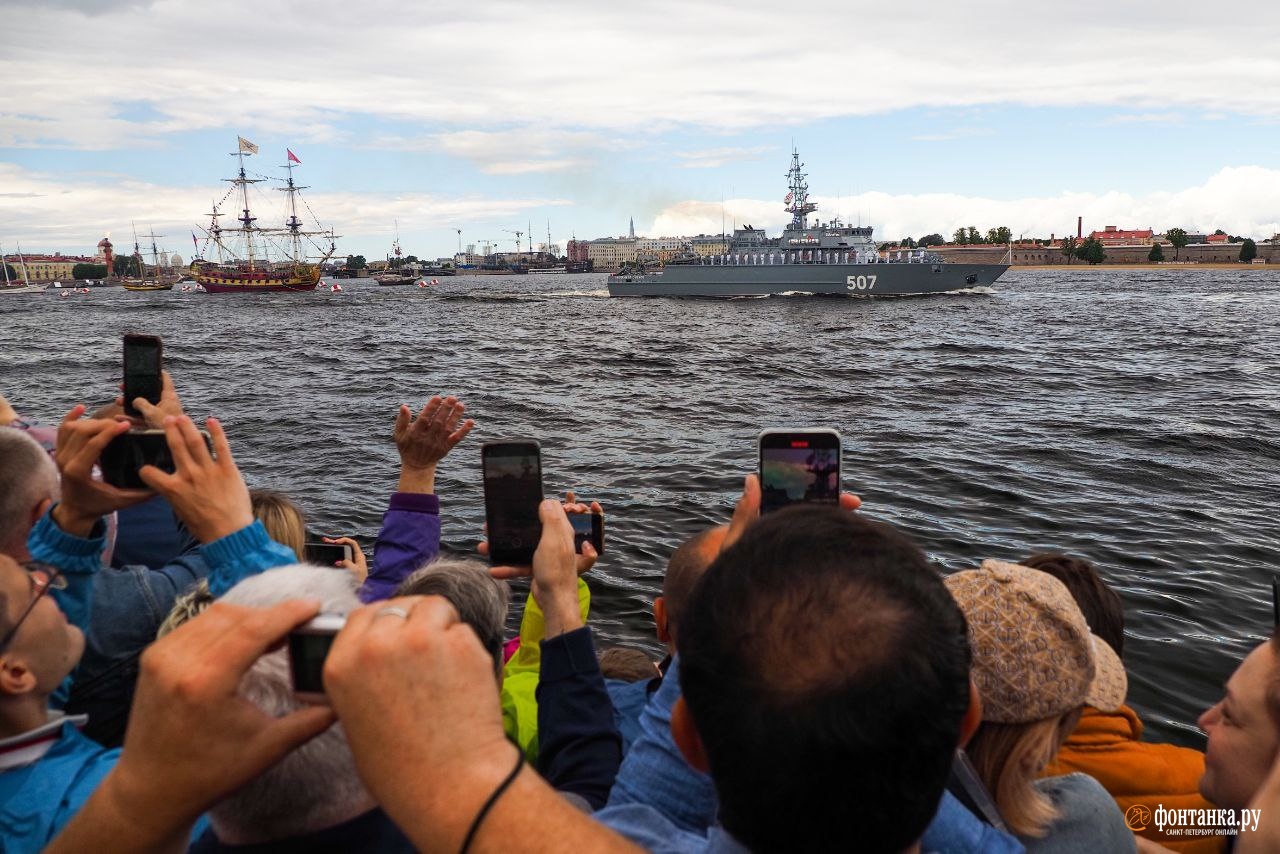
(701, 249), (930, 265)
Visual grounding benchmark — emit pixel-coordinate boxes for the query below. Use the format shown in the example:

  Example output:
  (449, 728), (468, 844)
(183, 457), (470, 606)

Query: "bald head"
(658, 525), (728, 646)
(0, 429), (58, 559)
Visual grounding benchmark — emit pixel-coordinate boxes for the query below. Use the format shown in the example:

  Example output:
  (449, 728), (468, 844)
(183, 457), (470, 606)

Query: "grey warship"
(608, 149), (1009, 298)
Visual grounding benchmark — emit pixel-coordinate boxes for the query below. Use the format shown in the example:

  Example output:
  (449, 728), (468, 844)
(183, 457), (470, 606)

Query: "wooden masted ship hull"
(195, 264), (322, 293)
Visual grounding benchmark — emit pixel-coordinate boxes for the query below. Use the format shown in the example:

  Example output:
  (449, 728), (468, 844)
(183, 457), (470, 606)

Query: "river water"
(2, 268), (1277, 746)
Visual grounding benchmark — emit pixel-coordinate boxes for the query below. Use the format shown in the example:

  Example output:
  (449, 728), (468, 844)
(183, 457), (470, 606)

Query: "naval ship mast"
(784, 147), (818, 230)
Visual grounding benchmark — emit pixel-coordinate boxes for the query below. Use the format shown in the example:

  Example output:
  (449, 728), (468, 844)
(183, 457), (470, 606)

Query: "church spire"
(629, 217), (635, 239)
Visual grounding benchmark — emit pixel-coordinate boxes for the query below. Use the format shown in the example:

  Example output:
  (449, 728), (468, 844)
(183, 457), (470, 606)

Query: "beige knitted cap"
(945, 559), (1127, 724)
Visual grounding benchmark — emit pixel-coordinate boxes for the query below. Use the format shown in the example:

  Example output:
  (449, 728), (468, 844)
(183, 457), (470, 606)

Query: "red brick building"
(1089, 226), (1155, 246)
(566, 240), (589, 263)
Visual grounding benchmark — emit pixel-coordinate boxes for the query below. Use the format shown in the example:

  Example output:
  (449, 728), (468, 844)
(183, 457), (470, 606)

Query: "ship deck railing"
(699, 251), (936, 266)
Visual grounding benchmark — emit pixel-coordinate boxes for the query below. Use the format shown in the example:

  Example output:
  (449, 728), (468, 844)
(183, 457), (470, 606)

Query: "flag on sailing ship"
(287, 149), (301, 164)
(237, 137), (259, 155)
(191, 232), (198, 249)
(785, 191), (794, 204)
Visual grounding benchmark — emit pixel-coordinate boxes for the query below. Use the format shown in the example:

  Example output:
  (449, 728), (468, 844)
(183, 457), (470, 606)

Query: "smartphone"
(569, 512), (605, 555)
(123, 334), (163, 417)
(305, 542), (354, 566)
(288, 613), (346, 703)
(100, 428), (211, 489)
(758, 429), (842, 514)
(482, 440), (543, 565)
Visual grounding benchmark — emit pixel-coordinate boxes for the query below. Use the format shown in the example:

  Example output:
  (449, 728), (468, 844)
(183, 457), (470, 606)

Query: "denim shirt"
(28, 510), (297, 747)
(604, 656), (719, 833)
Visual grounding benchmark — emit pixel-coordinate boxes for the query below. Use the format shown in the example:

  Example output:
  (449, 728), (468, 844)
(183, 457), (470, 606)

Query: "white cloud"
(3, 1), (1279, 148)
(673, 146), (773, 168)
(910, 128), (994, 142)
(650, 166), (1280, 242)
(0, 163), (569, 256)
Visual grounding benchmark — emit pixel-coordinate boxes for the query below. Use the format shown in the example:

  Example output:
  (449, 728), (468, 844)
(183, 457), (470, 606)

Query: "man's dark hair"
(678, 508), (971, 853)
(662, 526), (723, 630)
(1020, 552), (1125, 658)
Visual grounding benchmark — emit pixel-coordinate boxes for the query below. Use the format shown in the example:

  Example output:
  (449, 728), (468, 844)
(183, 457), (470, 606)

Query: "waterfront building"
(1089, 226), (1154, 246)
(566, 240), (589, 263)
(635, 236), (688, 263)
(2, 253), (91, 281)
(587, 237), (638, 269)
(689, 235), (730, 257)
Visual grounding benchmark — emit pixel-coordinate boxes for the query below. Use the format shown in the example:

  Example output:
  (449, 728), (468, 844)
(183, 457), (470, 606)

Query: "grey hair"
(395, 557), (511, 676)
(210, 565), (368, 843)
(0, 429), (58, 556)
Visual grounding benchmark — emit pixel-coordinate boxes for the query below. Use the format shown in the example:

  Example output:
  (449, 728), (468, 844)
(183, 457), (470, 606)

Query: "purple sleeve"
(358, 492), (441, 602)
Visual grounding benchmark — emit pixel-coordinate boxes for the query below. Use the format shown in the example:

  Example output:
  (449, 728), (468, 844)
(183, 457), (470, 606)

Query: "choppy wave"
(3, 268), (1279, 747)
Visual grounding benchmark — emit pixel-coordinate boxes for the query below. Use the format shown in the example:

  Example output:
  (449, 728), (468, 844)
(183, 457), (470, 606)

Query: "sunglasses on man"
(0, 562), (67, 653)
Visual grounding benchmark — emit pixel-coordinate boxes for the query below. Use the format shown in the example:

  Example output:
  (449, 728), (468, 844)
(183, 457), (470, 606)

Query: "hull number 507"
(846, 275), (877, 290)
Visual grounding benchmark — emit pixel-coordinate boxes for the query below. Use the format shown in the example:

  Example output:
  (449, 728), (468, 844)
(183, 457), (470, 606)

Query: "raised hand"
(51, 404), (153, 536)
(130, 370), (185, 429)
(138, 415), (254, 544)
(393, 396), (475, 494)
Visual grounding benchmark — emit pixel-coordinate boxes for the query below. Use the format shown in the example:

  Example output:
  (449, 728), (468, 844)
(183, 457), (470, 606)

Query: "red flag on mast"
(287, 149), (301, 164)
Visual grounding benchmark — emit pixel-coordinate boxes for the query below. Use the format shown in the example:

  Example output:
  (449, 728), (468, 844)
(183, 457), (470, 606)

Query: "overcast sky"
(3, 0), (1279, 259)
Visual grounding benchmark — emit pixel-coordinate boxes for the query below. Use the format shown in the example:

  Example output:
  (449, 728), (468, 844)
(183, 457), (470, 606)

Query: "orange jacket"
(1044, 704), (1225, 854)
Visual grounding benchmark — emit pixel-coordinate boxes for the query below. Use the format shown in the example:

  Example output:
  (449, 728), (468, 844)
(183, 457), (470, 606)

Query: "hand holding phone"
(482, 440), (543, 565)
(758, 429), (842, 514)
(288, 613), (347, 703)
(305, 541), (355, 567)
(123, 333), (163, 418)
(101, 428), (211, 489)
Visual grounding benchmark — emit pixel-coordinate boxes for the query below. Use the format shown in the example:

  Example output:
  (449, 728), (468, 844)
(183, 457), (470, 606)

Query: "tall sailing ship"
(191, 137), (338, 293)
(122, 225), (179, 292)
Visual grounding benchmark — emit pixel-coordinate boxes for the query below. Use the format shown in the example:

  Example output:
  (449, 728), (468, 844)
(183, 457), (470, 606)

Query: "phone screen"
(759, 430), (841, 514)
(304, 542), (353, 566)
(569, 512), (605, 555)
(123, 334), (162, 417)
(483, 442), (543, 565)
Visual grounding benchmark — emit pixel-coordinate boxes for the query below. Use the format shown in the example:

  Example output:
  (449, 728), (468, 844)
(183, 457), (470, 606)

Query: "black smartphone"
(123, 333), (163, 417)
(305, 542), (354, 566)
(288, 613), (346, 703)
(758, 429), (842, 514)
(569, 512), (605, 555)
(100, 428), (211, 489)
(482, 440), (543, 565)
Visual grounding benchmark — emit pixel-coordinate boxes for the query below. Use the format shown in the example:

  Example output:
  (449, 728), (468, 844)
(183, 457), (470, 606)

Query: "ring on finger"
(376, 606), (411, 620)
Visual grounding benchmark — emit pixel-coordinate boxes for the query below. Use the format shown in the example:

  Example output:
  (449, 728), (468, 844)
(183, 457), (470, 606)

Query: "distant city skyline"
(3, 0), (1279, 260)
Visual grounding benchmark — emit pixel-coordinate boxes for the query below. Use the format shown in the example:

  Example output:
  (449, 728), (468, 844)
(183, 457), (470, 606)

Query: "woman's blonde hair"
(965, 712), (1079, 838)
(250, 488), (307, 560)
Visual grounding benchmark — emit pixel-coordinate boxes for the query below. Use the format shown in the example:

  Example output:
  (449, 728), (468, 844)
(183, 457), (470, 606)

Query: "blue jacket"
(0, 721), (118, 854)
(359, 492), (440, 602)
(29, 510), (297, 747)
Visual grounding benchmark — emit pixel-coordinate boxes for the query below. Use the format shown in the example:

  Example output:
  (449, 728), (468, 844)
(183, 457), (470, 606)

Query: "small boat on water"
(122, 225), (179, 291)
(0, 241), (47, 294)
(373, 222), (420, 286)
(191, 137), (338, 294)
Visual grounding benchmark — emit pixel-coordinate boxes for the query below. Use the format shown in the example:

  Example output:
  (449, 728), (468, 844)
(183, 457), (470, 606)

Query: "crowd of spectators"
(0, 369), (1276, 854)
